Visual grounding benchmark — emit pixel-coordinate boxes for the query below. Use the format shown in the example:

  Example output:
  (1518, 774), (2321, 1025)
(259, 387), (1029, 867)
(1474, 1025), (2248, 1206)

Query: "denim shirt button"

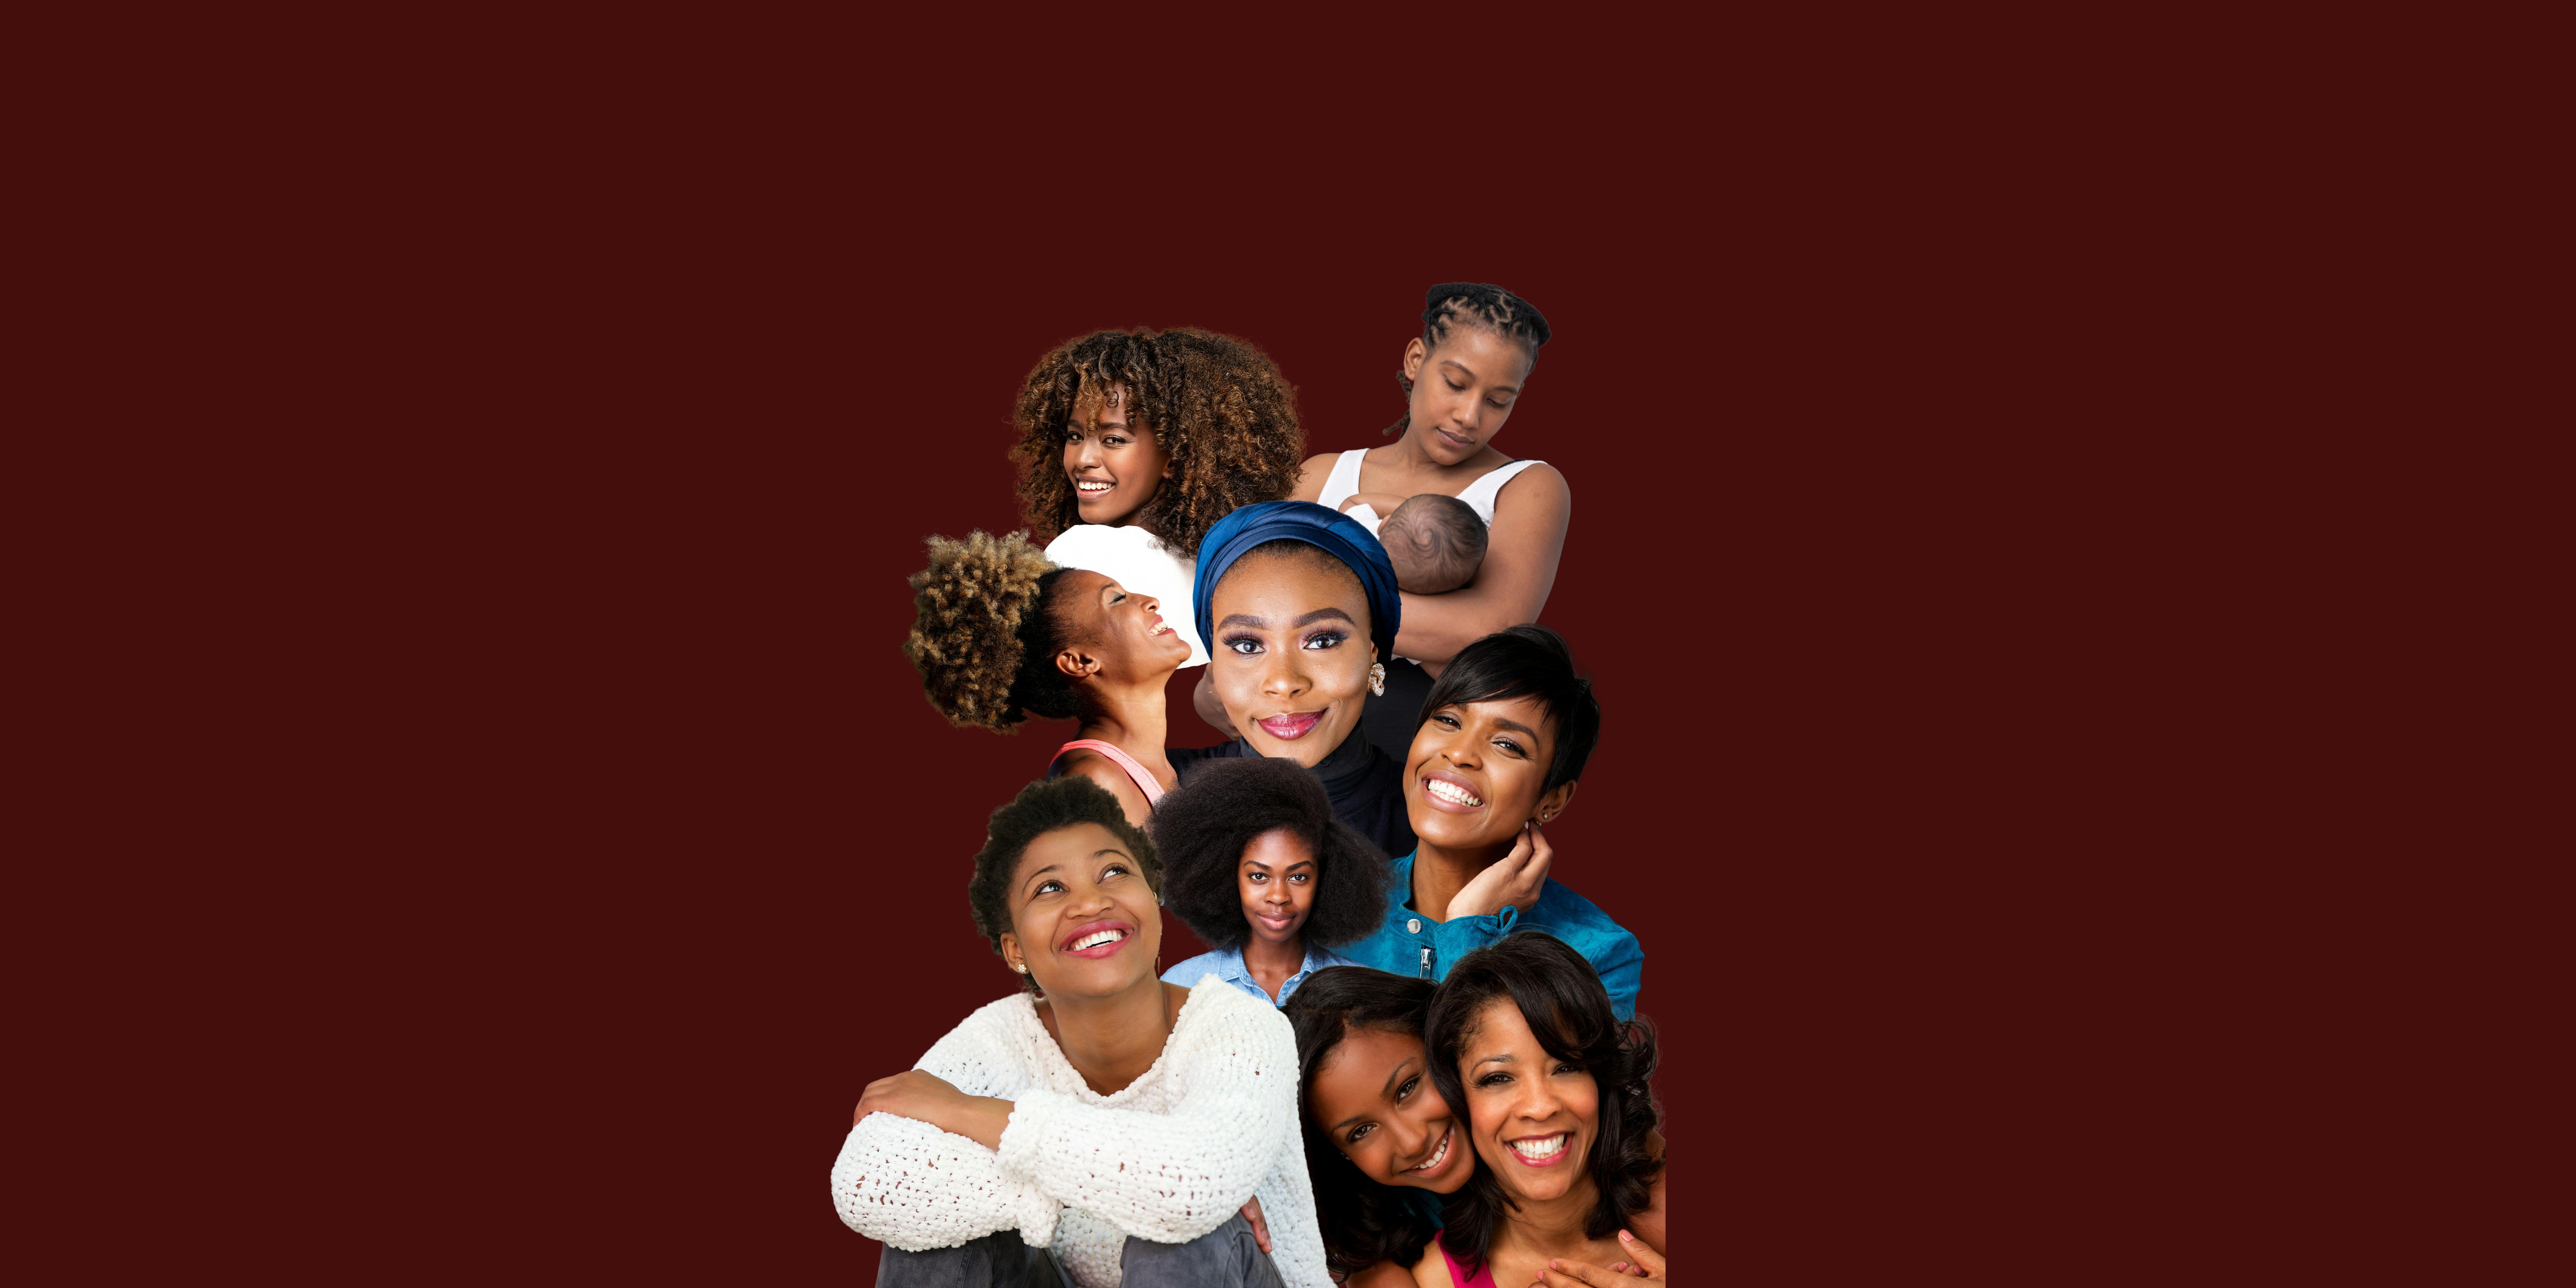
(1407, 918), (1422, 934)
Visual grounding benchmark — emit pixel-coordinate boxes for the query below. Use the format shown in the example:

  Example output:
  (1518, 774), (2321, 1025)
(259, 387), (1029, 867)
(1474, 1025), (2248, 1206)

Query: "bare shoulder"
(1494, 460), (1570, 506)
(1341, 1259), (1421, 1288)
(1059, 753), (1150, 828)
(1291, 451), (1344, 502)
(1407, 1241), (1458, 1288)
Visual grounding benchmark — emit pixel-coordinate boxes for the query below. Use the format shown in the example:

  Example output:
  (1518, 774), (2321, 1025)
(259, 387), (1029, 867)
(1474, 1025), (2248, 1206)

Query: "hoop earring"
(1368, 663), (1386, 697)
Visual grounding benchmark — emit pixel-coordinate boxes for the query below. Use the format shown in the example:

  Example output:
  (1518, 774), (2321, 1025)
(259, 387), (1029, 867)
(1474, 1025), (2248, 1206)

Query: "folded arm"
(830, 1013), (1058, 1251)
(1391, 464), (1569, 667)
(996, 999), (1299, 1245)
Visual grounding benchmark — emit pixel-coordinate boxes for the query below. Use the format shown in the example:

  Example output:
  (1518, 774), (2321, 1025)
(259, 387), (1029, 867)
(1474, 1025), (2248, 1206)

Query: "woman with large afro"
(1152, 755), (1390, 1007)
(1012, 327), (1306, 681)
(905, 530), (1191, 827)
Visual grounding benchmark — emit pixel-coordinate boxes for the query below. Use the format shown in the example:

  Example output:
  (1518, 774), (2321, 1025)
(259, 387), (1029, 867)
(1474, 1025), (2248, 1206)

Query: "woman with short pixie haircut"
(1336, 625), (1644, 1021)
(906, 530), (1190, 827)
(1417, 932), (1667, 1288)
(1154, 757), (1391, 1007)
(830, 776), (1329, 1288)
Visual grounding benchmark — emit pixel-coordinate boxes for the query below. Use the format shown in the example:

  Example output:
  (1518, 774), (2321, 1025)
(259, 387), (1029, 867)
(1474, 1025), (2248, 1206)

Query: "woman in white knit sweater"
(831, 776), (1330, 1288)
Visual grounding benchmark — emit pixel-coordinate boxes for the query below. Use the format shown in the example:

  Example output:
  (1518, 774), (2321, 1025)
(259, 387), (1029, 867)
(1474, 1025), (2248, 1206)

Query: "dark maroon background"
(812, 265), (1707, 1279)
(134, 32), (2382, 1284)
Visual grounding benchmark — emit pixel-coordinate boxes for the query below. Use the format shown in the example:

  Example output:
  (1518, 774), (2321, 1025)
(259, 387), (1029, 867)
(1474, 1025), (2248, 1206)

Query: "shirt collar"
(1216, 941), (1340, 983)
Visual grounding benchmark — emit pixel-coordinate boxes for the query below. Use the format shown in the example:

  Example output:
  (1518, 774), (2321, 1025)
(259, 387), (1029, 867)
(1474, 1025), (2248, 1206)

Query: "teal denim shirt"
(1335, 849), (1644, 1021)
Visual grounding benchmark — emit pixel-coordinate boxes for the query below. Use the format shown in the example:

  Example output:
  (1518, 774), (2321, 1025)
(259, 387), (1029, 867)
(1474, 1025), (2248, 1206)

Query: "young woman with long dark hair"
(1281, 967), (1478, 1288)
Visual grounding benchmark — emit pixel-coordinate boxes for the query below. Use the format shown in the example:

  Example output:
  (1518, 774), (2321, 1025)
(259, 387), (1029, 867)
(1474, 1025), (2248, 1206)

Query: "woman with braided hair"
(1288, 283), (1575, 765)
(1013, 327), (1307, 676)
(905, 530), (1190, 826)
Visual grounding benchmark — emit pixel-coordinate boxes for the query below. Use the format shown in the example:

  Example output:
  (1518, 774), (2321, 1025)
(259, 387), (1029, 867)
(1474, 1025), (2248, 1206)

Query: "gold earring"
(1368, 663), (1386, 697)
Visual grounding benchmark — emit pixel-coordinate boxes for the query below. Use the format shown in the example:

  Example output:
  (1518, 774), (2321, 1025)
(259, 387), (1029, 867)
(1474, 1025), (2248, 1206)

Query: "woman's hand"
(1539, 1229), (1666, 1285)
(1240, 1196), (1271, 1253)
(852, 1070), (1013, 1151)
(1446, 821), (1554, 919)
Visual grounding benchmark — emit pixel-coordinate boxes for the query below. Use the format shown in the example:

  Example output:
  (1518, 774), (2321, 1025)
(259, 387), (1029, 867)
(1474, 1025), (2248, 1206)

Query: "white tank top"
(1314, 448), (1544, 525)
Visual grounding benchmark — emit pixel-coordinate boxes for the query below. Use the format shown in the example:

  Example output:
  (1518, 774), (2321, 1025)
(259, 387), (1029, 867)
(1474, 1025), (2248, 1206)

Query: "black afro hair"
(1148, 757), (1389, 950)
(967, 776), (1162, 988)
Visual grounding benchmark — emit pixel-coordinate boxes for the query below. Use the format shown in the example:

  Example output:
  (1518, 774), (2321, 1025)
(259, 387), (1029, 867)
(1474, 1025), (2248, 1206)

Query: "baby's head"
(1379, 493), (1487, 594)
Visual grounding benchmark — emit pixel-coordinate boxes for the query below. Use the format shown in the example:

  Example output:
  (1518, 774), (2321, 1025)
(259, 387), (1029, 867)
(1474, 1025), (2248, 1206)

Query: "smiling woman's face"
(1456, 997), (1600, 1207)
(1404, 694), (1575, 851)
(1307, 1025), (1475, 1193)
(1050, 570), (1190, 686)
(1206, 547), (1376, 768)
(1062, 383), (1171, 529)
(998, 822), (1163, 1001)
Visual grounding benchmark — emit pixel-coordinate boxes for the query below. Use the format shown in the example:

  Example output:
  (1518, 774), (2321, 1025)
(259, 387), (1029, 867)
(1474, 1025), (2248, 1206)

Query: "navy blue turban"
(1193, 501), (1402, 662)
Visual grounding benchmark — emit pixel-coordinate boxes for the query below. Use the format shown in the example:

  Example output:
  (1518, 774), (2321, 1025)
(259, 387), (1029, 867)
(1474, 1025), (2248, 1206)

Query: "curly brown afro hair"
(904, 530), (1086, 733)
(967, 776), (1164, 991)
(1148, 757), (1389, 950)
(1011, 327), (1305, 558)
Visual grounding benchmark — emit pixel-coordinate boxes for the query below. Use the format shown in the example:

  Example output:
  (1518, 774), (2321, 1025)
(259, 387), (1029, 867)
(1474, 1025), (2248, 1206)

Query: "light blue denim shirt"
(1161, 941), (1361, 1007)
(1335, 849), (1645, 1021)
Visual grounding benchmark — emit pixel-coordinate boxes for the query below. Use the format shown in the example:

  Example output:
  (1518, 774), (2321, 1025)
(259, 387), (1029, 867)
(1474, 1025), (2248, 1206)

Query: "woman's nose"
(1072, 438), (1102, 468)
(1261, 653), (1309, 697)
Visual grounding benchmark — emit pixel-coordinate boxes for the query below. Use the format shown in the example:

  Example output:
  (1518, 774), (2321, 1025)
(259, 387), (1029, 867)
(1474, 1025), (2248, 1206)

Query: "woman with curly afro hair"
(1014, 327), (1306, 676)
(1152, 756), (1390, 1007)
(905, 530), (1191, 827)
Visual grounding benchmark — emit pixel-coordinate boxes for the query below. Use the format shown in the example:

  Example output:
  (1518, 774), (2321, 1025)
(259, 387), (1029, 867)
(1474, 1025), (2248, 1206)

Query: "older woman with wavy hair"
(1416, 932), (1668, 1288)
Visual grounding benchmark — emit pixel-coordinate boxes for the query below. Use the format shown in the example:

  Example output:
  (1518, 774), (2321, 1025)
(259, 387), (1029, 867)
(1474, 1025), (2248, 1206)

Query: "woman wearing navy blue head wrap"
(1168, 502), (1416, 863)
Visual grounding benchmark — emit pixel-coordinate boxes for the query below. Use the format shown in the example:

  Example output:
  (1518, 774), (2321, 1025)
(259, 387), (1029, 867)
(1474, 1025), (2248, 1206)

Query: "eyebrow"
(1326, 1057), (1421, 1132)
(1024, 850), (1128, 895)
(1490, 716), (1542, 740)
(1475, 1052), (1516, 1069)
(1243, 858), (1317, 872)
(1440, 359), (1518, 394)
(1215, 606), (1357, 633)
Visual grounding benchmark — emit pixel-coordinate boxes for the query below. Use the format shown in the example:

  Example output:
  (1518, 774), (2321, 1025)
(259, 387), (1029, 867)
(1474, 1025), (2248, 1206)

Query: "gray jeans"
(875, 1214), (1285, 1288)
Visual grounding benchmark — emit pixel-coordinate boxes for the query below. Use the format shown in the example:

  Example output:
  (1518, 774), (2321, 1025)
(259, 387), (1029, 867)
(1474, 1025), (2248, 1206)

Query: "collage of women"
(832, 285), (1669, 1288)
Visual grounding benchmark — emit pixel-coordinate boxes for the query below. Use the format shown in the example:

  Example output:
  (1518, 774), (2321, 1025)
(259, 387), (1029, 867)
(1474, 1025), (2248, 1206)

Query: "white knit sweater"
(831, 978), (1328, 1288)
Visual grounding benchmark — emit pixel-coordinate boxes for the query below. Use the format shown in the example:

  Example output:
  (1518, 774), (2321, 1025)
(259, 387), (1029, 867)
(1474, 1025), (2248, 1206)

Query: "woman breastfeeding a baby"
(1283, 282), (1574, 764)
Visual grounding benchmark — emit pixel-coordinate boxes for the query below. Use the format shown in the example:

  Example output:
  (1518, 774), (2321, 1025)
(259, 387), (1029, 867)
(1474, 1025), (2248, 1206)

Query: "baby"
(1339, 491), (1488, 594)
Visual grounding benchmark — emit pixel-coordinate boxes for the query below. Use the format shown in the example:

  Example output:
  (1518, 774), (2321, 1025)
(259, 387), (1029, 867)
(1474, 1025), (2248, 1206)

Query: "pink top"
(1051, 739), (1167, 807)
(1436, 1240), (1498, 1288)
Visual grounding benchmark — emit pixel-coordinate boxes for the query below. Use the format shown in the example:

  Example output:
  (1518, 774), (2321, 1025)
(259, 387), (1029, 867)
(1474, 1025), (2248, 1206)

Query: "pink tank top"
(1051, 739), (1166, 807)
(1437, 1240), (1498, 1288)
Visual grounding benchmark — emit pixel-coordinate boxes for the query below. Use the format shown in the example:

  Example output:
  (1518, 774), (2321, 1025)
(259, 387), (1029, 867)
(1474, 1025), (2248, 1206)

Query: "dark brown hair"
(1283, 967), (1443, 1278)
(1425, 933), (1661, 1275)
(1012, 327), (1304, 556)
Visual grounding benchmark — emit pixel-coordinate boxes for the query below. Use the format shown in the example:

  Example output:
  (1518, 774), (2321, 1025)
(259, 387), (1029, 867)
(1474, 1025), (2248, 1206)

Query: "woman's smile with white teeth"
(1408, 1125), (1452, 1172)
(1070, 928), (1127, 951)
(1075, 479), (1114, 494)
(1507, 1132), (1569, 1161)
(1425, 778), (1482, 808)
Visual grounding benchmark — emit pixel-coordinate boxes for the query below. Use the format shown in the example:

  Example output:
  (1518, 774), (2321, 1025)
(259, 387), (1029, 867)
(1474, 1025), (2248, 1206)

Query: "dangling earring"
(1368, 663), (1386, 697)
